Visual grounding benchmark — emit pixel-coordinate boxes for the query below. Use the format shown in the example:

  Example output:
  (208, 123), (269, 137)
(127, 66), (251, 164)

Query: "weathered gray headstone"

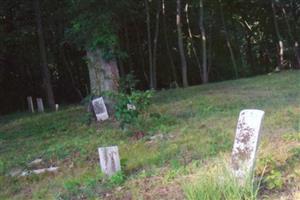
(231, 109), (265, 181)
(92, 97), (109, 121)
(98, 146), (121, 176)
(55, 104), (59, 111)
(27, 96), (35, 113)
(36, 98), (44, 112)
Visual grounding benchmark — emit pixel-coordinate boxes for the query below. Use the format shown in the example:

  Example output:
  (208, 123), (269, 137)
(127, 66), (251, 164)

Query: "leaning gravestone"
(36, 98), (44, 112)
(92, 97), (109, 121)
(27, 96), (34, 113)
(98, 146), (121, 176)
(231, 109), (265, 182)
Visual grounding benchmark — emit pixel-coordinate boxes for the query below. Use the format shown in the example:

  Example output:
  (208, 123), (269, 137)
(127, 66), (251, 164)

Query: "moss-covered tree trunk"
(34, 0), (55, 110)
(176, 0), (189, 87)
(87, 49), (119, 96)
(87, 49), (119, 114)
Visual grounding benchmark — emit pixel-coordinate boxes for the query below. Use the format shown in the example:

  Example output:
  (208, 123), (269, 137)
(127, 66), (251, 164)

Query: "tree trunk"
(162, 0), (177, 83)
(152, 0), (161, 89)
(124, 26), (133, 72)
(34, 0), (55, 109)
(145, 0), (154, 89)
(62, 47), (83, 100)
(281, 6), (300, 68)
(199, 0), (208, 83)
(295, 42), (300, 68)
(86, 49), (119, 95)
(219, 0), (238, 78)
(117, 57), (125, 77)
(246, 34), (255, 75)
(207, 23), (212, 76)
(176, 0), (189, 87)
(271, 0), (284, 70)
(134, 21), (149, 84)
(185, 3), (201, 82)
(241, 20), (255, 74)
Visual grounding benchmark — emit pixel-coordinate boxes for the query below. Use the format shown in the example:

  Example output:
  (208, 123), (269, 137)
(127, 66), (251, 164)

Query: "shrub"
(109, 73), (153, 127)
(114, 90), (153, 126)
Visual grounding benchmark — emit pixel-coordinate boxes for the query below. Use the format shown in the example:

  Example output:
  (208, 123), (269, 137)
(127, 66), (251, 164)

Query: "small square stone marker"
(231, 109), (265, 181)
(98, 146), (121, 176)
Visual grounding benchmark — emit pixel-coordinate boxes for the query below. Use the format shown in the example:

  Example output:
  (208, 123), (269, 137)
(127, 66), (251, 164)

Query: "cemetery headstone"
(231, 109), (265, 182)
(92, 97), (109, 121)
(27, 96), (34, 113)
(55, 104), (59, 111)
(36, 98), (44, 112)
(98, 146), (121, 176)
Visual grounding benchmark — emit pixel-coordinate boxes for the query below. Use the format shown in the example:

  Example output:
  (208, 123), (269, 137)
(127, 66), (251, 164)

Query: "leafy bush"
(114, 90), (153, 126)
(110, 73), (153, 127)
(118, 72), (138, 94)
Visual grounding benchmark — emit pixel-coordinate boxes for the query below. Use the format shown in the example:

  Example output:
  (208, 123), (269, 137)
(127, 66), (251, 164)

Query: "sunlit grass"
(184, 160), (262, 200)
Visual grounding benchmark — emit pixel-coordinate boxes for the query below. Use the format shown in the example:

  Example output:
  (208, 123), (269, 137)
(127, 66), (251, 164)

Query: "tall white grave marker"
(27, 96), (35, 113)
(92, 97), (109, 121)
(98, 146), (121, 176)
(36, 98), (44, 112)
(231, 109), (264, 181)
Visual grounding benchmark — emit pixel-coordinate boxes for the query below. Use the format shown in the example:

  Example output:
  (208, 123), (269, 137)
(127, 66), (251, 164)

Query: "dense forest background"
(1, 0), (299, 114)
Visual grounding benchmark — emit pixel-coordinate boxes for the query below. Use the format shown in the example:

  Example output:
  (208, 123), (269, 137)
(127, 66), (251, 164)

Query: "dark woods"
(1, 0), (299, 114)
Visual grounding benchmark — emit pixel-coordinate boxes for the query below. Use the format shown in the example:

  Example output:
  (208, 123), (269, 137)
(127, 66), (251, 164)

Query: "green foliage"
(264, 170), (284, 190)
(67, 0), (120, 60)
(283, 132), (300, 142)
(63, 179), (81, 195)
(118, 73), (139, 94)
(112, 90), (153, 126)
(108, 171), (126, 186)
(259, 156), (284, 190)
(110, 74), (154, 127)
(59, 169), (104, 199)
(0, 160), (5, 175)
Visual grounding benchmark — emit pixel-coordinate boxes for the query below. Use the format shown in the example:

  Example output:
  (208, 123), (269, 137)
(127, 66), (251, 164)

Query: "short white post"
(36, 98), (44, 113)
(231, 109), (265, 182)
(27, 96), (35, 113)
(98, 146), (121, 176)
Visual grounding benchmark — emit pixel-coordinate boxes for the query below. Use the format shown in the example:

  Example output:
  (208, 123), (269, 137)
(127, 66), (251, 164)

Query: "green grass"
(0, 71), (299, 199)
(184, 160), (262, 200)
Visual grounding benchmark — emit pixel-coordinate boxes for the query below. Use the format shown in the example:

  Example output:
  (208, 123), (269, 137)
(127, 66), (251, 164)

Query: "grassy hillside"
(0, 71), (299, 199)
